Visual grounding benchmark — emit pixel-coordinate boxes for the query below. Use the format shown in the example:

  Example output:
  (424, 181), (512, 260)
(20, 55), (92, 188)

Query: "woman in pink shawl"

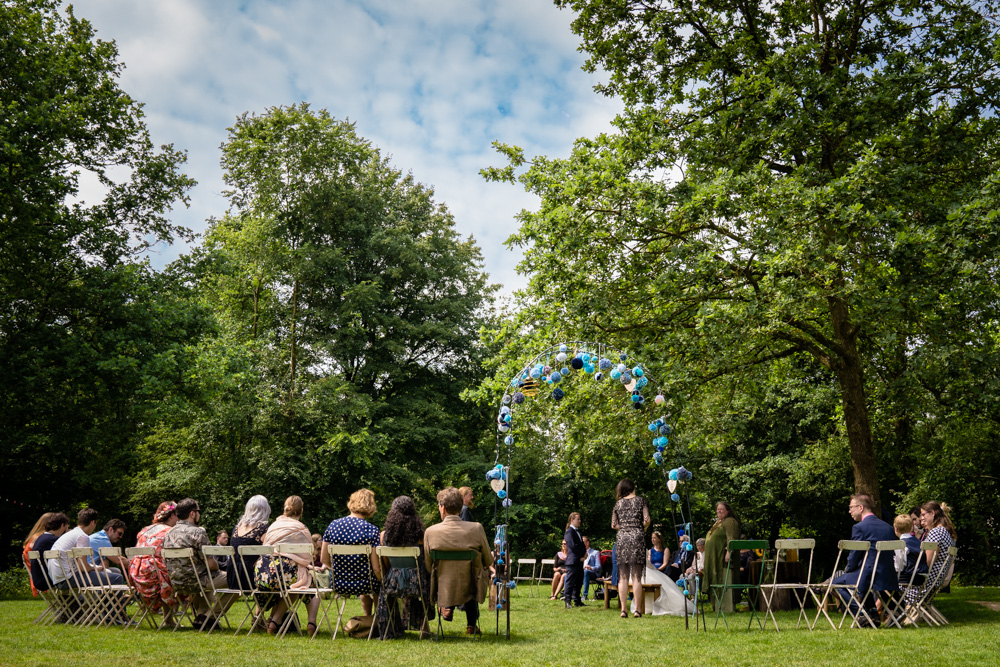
(129, 501), (179, 626)
(254, 495), (324, 636)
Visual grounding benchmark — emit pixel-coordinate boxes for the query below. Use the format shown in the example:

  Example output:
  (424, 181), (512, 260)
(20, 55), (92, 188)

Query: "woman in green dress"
(703, 502), (740, 612)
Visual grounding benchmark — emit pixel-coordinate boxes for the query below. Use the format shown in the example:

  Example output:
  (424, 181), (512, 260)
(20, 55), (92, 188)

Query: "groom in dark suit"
(832, 493), (899, 625)
(563, 512), (586, 608)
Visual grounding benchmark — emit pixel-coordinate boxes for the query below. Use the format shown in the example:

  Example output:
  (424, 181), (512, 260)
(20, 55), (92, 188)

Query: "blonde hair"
(894, 514), (913, 534)
(347, 488), (377, 518)
(283, 495), (303, 518)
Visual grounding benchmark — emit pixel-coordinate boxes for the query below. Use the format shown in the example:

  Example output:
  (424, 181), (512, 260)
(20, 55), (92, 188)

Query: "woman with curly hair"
(376, 495), (434, 639)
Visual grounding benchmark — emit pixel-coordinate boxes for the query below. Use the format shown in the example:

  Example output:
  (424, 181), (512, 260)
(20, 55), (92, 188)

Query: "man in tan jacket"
(424, 487), (493, 635)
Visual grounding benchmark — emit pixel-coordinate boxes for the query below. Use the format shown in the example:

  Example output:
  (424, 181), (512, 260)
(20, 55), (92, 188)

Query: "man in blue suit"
(563, 512), (586, 608)
(832, 493), (899, 626)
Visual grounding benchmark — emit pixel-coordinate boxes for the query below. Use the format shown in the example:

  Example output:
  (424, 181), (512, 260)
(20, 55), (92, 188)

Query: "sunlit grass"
(2, 586), (999, 665)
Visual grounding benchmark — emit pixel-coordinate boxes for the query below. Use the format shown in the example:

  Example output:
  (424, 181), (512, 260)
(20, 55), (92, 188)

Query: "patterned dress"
(375, 545), (434, 639)
(129, 523), (177, 612)
(323, 516), (380, 595)
(613, 496), (650, 580)
(226, 522), (268, 590)
(904, 526), (955, 605)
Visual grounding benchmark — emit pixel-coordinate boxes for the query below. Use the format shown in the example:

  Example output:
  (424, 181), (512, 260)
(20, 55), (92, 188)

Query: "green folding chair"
(710, 539), (769, 630)
(430, 549), (479, 641)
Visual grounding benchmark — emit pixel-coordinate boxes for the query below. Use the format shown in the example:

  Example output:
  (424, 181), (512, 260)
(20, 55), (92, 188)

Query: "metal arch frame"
(489, 340), (679, 639)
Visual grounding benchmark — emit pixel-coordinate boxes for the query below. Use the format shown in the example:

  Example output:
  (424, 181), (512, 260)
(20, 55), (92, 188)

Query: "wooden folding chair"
(514, 558), (537, 597)
(814, 540), (873, 630)
(123, 546), (160, 630)
(233, 545), (276, 636)
(760, 538), (818, 631)
(316, 544), (377, 641)
(710, 539), (768, 630)
(430, 549), (479, 641)
(375, 546), (428, 640)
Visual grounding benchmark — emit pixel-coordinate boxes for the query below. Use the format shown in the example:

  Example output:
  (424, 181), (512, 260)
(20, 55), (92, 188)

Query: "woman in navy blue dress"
(321, 488), (381, 616)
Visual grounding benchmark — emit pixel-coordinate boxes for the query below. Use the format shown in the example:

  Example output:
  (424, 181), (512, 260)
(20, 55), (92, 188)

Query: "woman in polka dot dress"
(321, 488), (382, 616)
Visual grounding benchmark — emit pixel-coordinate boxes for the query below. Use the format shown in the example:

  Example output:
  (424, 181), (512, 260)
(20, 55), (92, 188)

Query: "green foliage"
(0, 568), (30, 599)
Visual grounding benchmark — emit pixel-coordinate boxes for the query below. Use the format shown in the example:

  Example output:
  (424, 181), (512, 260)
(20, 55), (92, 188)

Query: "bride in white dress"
(631, 565), (695, 616)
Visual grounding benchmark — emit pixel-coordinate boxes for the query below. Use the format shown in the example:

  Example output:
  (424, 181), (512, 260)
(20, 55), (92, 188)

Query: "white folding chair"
(318, 544), (377, 641)
(26, 551), (63, 625)
(234, 545), (276, 636)
(866, 540), (904, 629)
(68, 547), (111, 627)
(760, 538), (818, 630)
(375, 546), (429, 639)
(43, 551), (82, 625)
(905, 544), (957, 627)
(813, 540), (872, 630)
(123, 546), (158, 630)
(161, 547), (212, 631)
(514, 558), (537, 597)
(272, 543), (318, 638)
(201, 546), (241, 633)
(93, 547), (138, 627)
(537, 558), (555, 596)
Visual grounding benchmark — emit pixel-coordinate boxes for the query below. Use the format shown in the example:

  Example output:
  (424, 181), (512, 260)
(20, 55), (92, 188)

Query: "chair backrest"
(68, 547), (96, 586)
(773, 538), (816, 585)
(277, 543), (313, 556)
(26, 550), (52, 592)
(540, 558), (555, 565)
(125, 547), (155, 559)
(326, 544), (376, 596)
(161, 547), (209, 598)
(235, 545), (274, 592)
(200, 546), (235, 593)
(517, 558), (537, 565)
(375, 546), (420, 569)
(94, 547), (127, 587)
(726, 539), (768, 584)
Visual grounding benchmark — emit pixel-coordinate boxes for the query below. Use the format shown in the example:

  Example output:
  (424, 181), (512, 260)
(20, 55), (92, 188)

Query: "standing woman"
(703, 501), (740, 613)
(611, 478), (651, 618)
(904, 501), (957, 607)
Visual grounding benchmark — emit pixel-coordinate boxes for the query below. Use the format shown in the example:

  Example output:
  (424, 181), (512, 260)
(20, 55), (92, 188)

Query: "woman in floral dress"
(129, 501), (178, 625)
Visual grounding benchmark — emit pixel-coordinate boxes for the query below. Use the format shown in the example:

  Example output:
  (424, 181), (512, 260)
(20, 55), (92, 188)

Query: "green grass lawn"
(2, 586), (999, 666)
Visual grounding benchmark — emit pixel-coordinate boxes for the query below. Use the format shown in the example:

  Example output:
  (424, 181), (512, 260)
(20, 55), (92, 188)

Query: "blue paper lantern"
(678, 529), (685, 536)
(668, 469), (678, 480)
(599, 358), (612, 370)
(648, 422), (658, 432)
(584, 364), (595, 374)
(550, 370), (562, 383)
(497, 489), (507, 499)
(610, 369), (622, 380)
(502, 498), (512, 508)
(670, 493), (680, 503)
(617, 363), (627, 373)
(653, 451), (663, 465)
(504, 435), (513, 446)
(632, 366), (644, 377)
(659, 424), (670, 435)
(513, 392), (525, 404)
(500, 405), (511, 415)
(684, 542), (694, 552)
(559, 344), (568, 352)
(582, 353), (591, 363)
(631, 394), (642, 403)
(571, 357), (584, 370)
(503, 413), (511, 423)
(619, 352), (628, 361)
(529, 368), (542, 380)
(561, 367), (570, 376)
(552, 387), (565, 401)
(486, 469), (501, 481)
(636, 377), (648, 389)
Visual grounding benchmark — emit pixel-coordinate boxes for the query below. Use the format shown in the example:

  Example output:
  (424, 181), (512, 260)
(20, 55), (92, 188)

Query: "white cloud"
(76, 0), (622, 292)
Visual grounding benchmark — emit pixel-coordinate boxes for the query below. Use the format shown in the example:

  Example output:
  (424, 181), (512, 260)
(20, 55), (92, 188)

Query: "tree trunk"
(828, 296), (882, 514)
(289, 278), (299, 400)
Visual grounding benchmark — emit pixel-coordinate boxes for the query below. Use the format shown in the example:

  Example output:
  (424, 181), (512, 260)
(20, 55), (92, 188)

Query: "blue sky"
(76, 0), (622, 292)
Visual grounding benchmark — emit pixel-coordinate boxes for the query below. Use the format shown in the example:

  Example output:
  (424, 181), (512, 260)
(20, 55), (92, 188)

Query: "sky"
(75, 0), (623, 293)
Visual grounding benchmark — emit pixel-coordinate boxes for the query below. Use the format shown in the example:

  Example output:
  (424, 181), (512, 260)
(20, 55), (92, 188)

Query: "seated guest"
(23, 512), (56, 597)
(738, 534), (758, 585)
(28, 513), (69, 594)
(685, 538), (706, 578)
(49, 508), (124, 591)
(376, 495), (434, 639)
(163, 498), (228, 628)
(256, 496), (322, 637)
(459, 486), (475, 522)
(549, 540), (568, 600)
(322, 488), (382, 616)
(214, 531), (231, 571)
(423, 487), (492, 636)
(648, 530), (669, 574)
(89, 519), (129, 575)
(832, 493), (898, 626)
(893, 514), (925, 584)
(909, 506), (926, 541)
(582, 536), (601, 600)
(226, 495), (271, 591)
(130, 501), (179, 626)
(666, 535), (693, 581)
(904, 501), (957, 608)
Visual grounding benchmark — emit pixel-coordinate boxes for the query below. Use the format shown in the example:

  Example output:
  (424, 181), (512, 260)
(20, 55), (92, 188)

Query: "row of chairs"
(708, 538), (958, 632)
(28, 544), (477, 641)
(511, 558), (558, 596)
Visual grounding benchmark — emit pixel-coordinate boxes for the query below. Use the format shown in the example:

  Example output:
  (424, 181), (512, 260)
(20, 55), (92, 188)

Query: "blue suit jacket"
(844, 514), (899, 592)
